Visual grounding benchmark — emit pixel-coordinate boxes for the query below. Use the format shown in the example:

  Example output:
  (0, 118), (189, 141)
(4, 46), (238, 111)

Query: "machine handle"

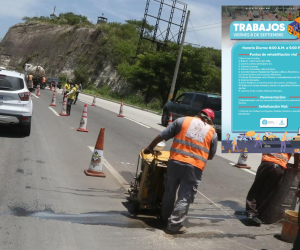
(143, 149), (151, 154)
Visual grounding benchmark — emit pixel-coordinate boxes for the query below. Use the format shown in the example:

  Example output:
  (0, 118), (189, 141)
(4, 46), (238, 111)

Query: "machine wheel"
(161, 109), (169, 127)
(263, 136), (267, 141)
(132, 201), (140, 214)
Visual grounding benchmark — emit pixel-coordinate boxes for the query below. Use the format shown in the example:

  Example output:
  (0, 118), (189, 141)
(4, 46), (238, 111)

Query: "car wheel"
(161, 110), (169, 127)
(21, 122), (31, 136)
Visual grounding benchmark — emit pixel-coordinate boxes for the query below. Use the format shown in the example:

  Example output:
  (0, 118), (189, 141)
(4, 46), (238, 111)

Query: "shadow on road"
(0, 124), (26, 138)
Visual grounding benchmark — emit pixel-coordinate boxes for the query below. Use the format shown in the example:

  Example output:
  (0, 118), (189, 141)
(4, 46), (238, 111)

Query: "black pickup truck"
(161, 92), (221, 135)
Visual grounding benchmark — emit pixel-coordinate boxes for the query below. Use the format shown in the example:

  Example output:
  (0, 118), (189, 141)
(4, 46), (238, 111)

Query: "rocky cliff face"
(0, 22), (128, 93)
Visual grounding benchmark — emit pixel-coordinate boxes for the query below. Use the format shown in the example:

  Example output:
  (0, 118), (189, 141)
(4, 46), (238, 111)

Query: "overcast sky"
(0, 0), (299, 49)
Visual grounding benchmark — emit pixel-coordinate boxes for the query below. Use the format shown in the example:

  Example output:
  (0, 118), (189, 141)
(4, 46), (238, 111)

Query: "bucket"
(281, 210), (299, 243)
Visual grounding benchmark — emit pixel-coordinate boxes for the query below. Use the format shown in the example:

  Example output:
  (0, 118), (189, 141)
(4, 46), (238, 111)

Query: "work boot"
(247, 214), (262, 226)
(165, 226), (187, 235)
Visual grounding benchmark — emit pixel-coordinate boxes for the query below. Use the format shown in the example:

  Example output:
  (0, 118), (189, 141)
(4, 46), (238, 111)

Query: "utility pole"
(168, 10), (190, 101)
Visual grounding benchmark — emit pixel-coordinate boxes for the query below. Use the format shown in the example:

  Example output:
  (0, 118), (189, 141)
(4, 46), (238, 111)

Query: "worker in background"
(144, 109), (218, 234)
(28, 74), (33, 88)
(246, 153), (292, 226)
(292, 188), (300, 250)
(42, 75), (46, 89)
(248, 10), (253, 21)
(73, 83), (82, 105)
(275, 15), (283, 21)
(66, 83), (77, 116)
(254, 133), (262, 148)
(64, 81), (71, 102)
(288, 12), (293, 21)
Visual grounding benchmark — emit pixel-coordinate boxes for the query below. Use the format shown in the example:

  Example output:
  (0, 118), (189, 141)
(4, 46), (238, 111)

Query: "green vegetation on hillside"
(22, 12), (92, 26)
(22, 13), (221, 108)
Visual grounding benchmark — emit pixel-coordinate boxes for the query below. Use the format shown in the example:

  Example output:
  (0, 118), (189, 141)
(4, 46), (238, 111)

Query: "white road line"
(242, 169), (256, 175)
(229, 162), (256, 175)
(88, 146), (129, 190)
(31, 93), (39, 98)
(197, 190), (234, 218)
(48, 107), (60, 116)
(124, 117), (151, 128)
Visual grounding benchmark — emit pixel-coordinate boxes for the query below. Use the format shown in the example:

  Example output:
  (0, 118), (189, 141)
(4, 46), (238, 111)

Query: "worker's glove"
(143, 146), (154, 155)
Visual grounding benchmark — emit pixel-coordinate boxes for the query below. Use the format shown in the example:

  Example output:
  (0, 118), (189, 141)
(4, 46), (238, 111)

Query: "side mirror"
(28, 87), (35, 93)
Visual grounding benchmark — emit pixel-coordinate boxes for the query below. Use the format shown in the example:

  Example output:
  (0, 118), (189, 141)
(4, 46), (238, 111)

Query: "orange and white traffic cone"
(77, 104), (88, 132)
(59, 95), (68, 116)
(168, 113), (173, 127)
(91, 94), (97, 107)
(50, 84), (53, 91)
(117, 100), (125, 117)
(50, 91), (56, 106)
(84, 128), (106, 177)
(54, 83), (57, 91)
(36, 84), (40, 97)
(235, 153), (251, 169)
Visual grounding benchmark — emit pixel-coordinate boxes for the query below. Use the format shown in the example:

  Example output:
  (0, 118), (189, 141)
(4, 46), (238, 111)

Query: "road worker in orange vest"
(288, 12), (293, 21)
(144, 108), (218, 234)
(246, 153), (292, 226)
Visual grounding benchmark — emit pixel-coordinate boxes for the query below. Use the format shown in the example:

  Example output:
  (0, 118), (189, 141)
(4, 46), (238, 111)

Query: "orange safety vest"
(262, 153), (291, 169)
(288, 14), (293, 21)
(170, 116), (215, 171)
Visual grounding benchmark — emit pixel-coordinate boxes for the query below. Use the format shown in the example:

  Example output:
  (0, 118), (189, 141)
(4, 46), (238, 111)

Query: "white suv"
(0, 69), (33, 136)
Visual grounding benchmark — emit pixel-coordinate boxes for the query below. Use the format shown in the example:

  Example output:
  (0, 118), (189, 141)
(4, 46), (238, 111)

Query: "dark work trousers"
(67, 99), (73, 115)
(246, 162), (284, 219)
(161, 159), (202, 231)
(73, 92), (79, 104)
(292, 203), (300, 250)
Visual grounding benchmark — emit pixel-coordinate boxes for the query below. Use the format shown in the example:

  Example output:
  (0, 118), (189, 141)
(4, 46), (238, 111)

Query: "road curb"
(81, 91), (162, 116)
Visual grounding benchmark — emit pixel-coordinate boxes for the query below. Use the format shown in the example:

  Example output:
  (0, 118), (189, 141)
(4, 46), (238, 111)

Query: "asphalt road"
(0, 89), (293, 250)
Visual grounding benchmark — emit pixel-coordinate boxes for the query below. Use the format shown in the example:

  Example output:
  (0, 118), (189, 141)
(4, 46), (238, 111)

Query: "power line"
(189, 25), (222, 32)
(187, 22), (221, 30)
(188, 19), (200, 47)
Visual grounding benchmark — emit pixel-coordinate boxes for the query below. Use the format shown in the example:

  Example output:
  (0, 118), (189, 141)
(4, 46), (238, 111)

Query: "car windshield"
(0, 75), (24, 91)
(205, 97), (221, 111)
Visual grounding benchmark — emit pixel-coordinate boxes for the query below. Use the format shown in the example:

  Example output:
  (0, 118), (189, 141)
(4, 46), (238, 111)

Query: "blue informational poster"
(222, 6), (300, 154)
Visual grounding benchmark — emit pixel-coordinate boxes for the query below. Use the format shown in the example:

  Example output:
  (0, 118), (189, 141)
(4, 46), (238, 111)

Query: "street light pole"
(168, 10), (190, 101)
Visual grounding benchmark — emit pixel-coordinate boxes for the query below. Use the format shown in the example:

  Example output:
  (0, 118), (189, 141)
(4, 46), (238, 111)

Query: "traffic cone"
(244, 148), (248, 152)
(84, 128), (106, 177)
(50, 84), (53, 91)
(62, 87), (65, 95)
(91, 94), (97, 107)
(168, 114), (173, 127)
(228, 150), (231, 153)
(59, 95), (68, 116)
(117, 100), (125, 117)
(235, 153), (251, 169)
(222, 145), (225, 150)
(36, 84), (40, 97)
(50, 91), (56, 106)
(77, 104), (88, 132)
(54, 83), (57, 91)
